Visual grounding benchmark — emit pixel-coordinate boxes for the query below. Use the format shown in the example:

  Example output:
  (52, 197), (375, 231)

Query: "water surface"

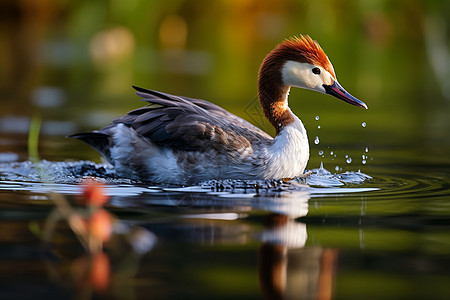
(0, 150), (449, 300)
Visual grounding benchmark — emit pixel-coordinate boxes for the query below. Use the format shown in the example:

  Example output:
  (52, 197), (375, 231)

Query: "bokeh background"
(1, 2), (450, 300)
(0, 0), (449, 169)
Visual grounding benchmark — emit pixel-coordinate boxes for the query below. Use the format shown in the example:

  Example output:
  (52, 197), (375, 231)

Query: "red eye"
(312, 67), (321, 75)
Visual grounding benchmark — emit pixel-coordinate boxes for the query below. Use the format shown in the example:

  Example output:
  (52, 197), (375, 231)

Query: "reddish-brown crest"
(257, 35), (336, 132)
(275, 35), (335, 79)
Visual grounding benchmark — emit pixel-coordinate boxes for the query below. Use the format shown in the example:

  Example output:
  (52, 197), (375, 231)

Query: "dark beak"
(323, 81), (367, 109)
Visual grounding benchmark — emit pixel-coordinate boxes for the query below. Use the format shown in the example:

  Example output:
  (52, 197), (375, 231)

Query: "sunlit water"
(0, 160), (377, 220)
(0, 115), (449, 299)
(0, 157), (449, 299)
(0, 160), (376, 205)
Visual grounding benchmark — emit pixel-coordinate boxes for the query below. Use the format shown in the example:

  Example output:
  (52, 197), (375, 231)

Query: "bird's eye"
(312, 67), (321, 75)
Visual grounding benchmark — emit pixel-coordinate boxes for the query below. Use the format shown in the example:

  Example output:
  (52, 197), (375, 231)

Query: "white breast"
(264, 115), (309, 179)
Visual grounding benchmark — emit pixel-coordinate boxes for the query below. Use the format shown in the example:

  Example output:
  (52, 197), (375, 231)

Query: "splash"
(0, 160), (374, 197)
(0, 160), (376, 219)
(0, 160), (119, 183)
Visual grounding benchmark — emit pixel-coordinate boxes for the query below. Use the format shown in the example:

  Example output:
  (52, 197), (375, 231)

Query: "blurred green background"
(1, 2), (450, 299)
(0, 0), (449, 168)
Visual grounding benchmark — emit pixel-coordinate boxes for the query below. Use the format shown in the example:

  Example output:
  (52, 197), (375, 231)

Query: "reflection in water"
(1, 159), (449, 299)
(30, 171), (337, 299)
(0, 161), (370, 299)
(258, 213), (337, 300)
(41, 181), (157, 298)
(44, 225), (157, 299)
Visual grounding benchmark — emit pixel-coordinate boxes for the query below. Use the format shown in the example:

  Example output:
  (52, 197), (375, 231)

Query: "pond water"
(0, 139), (449, 300)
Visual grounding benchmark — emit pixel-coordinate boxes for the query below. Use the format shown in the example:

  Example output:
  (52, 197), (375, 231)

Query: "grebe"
(71, 35), (367, 184)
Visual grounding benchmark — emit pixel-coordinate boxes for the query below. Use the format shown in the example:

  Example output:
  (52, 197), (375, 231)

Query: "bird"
(70, 35), (367, 185)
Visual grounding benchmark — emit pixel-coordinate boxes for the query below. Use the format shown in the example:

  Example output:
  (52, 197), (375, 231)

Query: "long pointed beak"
(323, 81), (368, 109)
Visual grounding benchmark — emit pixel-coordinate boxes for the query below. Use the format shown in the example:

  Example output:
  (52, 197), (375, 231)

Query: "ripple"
(0, 160), (377, 218)
(363, 166), (450, 200)
(0, 160), (448, 218)
(3, 160), (447, 208)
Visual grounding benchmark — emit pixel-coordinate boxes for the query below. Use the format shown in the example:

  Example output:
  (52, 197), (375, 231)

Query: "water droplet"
(361, 122), (367, 128)
(315, 116), (319, 121)
(335, 166), (340, 171)
(362, 160), (367, 164)
(345, 154), (349, 158)
(317, 125), (321, 129)
(346, 157), (352, 164)
(318, 150), (324, 155)
(362, 155), (366, 159)
(314, 136), (320, 145)
(330, 151), (334, 155)
(365, 147), (369, 153)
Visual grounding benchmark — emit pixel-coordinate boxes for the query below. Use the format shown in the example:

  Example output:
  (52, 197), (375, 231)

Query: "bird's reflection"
(60, 185), (338, 299)
(258, 213), (337, 300)
(135, 186), (339, 300)
(152, 188), (339, 300)
(253, 189), (337, 300)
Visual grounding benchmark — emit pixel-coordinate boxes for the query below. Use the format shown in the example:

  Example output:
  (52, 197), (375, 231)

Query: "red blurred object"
(80, 181), (109, 207)
(90, 253), (110, 293)
(89, 209), (113, 243)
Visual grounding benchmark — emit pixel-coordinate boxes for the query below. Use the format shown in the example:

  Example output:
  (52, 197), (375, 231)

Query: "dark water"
(0, 150), (449, 300)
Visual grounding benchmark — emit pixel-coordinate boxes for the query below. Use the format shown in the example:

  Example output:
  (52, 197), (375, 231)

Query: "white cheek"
(321, 72), (334, 86)
(281, 61), (325, 93)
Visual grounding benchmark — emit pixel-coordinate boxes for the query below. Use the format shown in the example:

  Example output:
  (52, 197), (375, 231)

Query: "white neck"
(265, 113), (309, 179)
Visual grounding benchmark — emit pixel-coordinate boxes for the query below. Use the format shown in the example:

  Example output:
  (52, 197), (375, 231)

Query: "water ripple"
(0, 160), (447, 217)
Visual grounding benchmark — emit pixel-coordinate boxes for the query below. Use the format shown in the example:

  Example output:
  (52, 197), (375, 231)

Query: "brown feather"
(278, 35), (335, 78)
(257, 35), (335, 133)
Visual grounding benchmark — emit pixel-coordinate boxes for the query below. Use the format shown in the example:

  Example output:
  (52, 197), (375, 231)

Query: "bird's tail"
(68, 132), (112, 163)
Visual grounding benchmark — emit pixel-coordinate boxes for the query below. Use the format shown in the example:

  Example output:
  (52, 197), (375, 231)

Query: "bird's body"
(71, 35), (367, 184)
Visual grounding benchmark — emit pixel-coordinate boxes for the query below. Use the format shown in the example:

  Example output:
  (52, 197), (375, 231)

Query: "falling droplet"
(362, 160), (367, 164)
(345, 154), (349, 158)
(315, 116), (319, 121)
(335, 166), (340, 171)
(365, 147), (369, 153)
(362, 122), (367, 128)
(330, 151), (334, 155)
(317, 125), (321, 129)
(314, 136), (320, 145)
(318, 150), (324, 155)
(346, 157), (352, 164)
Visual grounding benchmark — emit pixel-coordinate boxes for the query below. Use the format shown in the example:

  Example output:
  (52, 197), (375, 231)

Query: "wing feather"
(98, 86), (272, 152)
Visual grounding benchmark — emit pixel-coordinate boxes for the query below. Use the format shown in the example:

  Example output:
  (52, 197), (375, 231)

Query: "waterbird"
(71, 35), (367, 184)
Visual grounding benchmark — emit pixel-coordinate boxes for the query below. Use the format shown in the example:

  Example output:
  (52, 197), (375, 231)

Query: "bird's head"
(259, 35), (367, 109)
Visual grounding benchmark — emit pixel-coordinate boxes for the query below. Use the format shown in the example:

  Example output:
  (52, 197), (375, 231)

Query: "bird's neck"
(258, 75), (295, 135)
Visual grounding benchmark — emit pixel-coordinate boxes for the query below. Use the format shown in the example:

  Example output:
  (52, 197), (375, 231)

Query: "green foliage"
(28, 114), (41, 163)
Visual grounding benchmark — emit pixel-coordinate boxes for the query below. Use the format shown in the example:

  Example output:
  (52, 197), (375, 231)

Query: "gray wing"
(101, 86), (272, 152)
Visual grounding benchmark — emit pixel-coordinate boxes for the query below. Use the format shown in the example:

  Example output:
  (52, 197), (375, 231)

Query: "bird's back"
(70, 86), (273, 183)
